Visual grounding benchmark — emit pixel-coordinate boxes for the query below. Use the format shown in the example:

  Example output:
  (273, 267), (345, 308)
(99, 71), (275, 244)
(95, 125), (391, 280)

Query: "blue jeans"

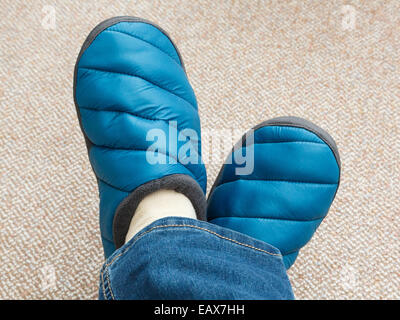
(99, 217), (294, 300)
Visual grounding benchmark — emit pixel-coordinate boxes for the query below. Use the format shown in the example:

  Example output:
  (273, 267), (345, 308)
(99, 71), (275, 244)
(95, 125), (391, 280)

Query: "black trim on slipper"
(113, 174), (207, 249)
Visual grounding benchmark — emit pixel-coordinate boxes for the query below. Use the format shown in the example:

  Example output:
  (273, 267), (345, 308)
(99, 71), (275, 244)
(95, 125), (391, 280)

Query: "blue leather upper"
(74, 19), (206, 258)
(207, 121), (340, 269)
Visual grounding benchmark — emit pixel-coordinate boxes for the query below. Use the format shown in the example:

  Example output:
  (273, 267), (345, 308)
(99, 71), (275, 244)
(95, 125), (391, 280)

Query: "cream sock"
(124, 189), (197, 244)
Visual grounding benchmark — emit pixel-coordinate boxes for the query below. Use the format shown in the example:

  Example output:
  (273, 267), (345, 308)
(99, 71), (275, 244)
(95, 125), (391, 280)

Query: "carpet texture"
(0, 0), (399, 299)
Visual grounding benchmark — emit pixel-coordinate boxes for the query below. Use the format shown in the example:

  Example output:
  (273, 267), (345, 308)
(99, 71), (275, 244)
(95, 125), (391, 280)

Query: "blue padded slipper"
(207, 116), (341, 269)
(74, 17), (207, 258)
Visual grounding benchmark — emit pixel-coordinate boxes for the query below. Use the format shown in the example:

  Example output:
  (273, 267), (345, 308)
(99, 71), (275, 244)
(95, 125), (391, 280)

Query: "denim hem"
(100, 216), (286, 300)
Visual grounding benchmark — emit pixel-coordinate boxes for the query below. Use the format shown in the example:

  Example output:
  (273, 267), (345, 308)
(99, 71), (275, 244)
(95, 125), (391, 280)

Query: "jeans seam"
(100, 268), (107, 299)
(100, 265), (115, 300)
(107, 223), (281, 270)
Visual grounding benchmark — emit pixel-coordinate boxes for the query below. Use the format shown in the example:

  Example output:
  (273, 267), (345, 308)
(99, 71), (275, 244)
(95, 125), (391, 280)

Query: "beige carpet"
(0, 0), (399, 300)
